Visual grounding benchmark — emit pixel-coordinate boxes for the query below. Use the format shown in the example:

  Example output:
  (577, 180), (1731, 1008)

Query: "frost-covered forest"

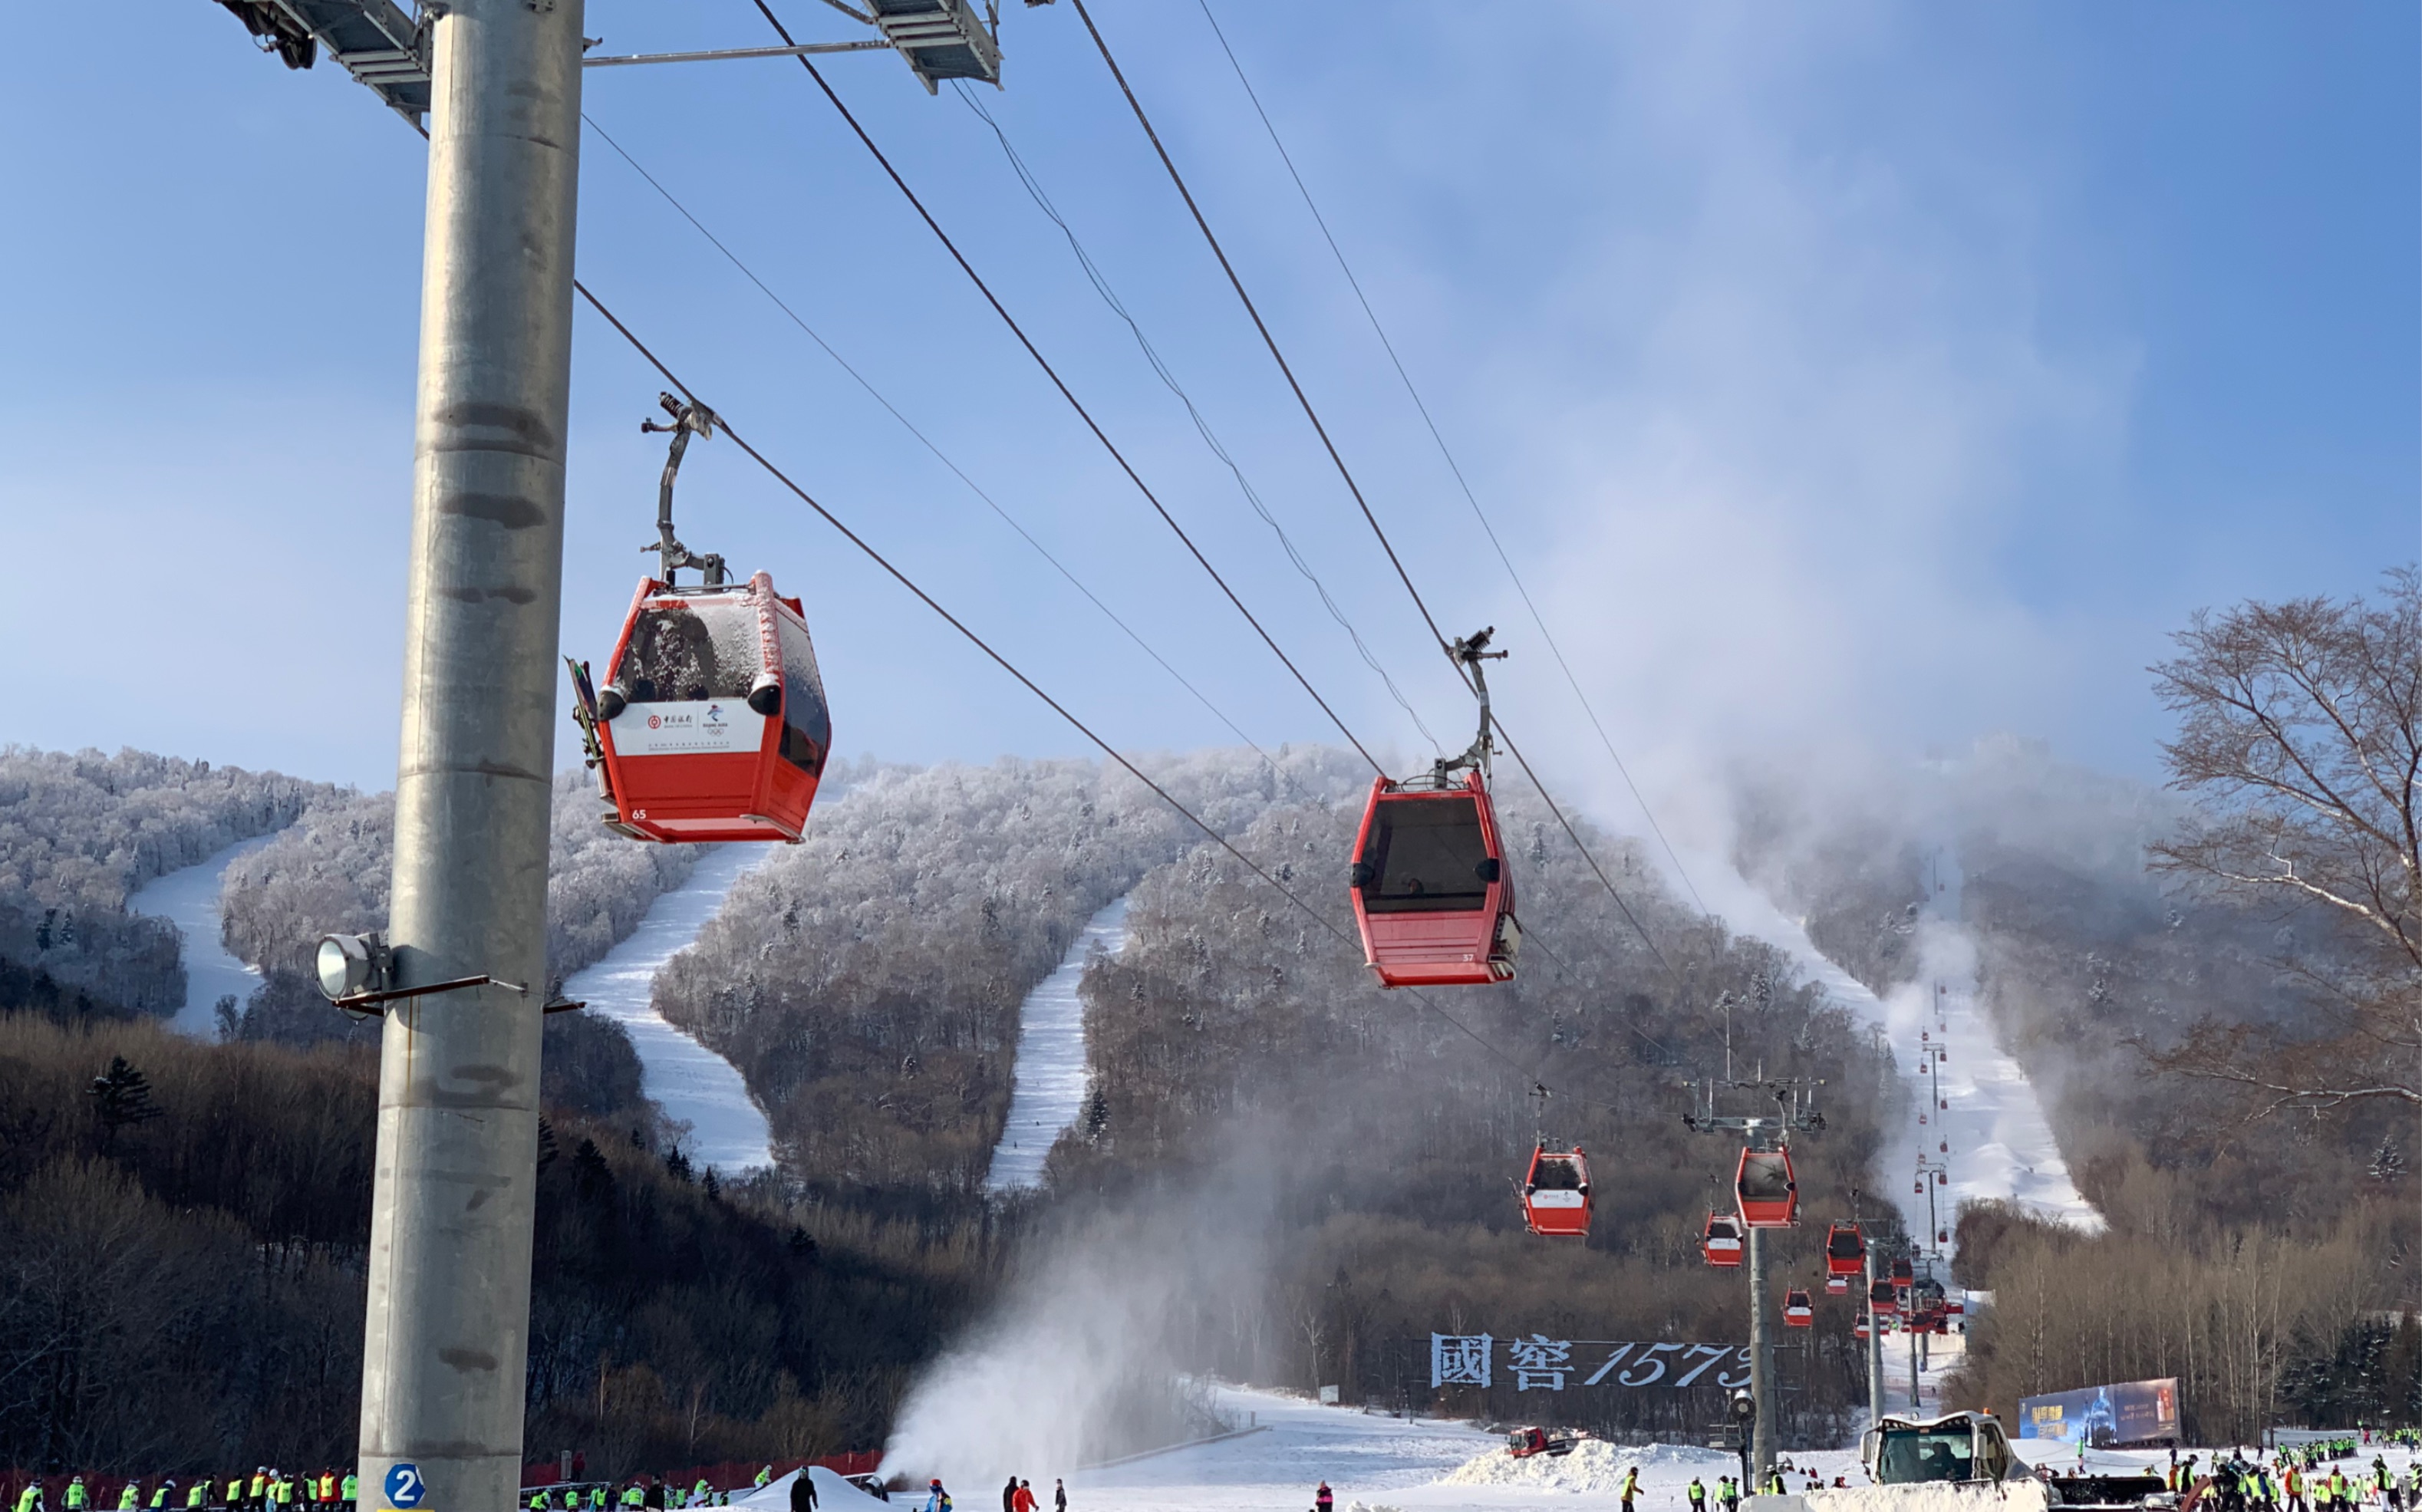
(654, 746), (1371, 1200)
(214, 770), (705, 1118)
(0, 747), (333, 1016)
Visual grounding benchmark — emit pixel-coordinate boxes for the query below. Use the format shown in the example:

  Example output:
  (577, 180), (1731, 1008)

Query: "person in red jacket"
(1010, 1484), (1036, 1512)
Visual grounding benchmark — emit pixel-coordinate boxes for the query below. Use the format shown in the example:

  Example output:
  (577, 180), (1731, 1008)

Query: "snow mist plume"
(879, 1191), (1262, 1488)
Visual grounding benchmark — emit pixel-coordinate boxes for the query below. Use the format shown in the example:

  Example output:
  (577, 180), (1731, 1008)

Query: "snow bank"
(1744, 1484), (2051, 1512)
(1439, 1441), (1735, 1493)
(734, 1470), (888, 1512)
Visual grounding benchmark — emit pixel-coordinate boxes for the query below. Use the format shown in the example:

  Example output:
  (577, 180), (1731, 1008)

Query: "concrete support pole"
(1748, 1225), (1774, 1483)
(357, 2), (584, 1508)
(1867, 1248), (1885, 1422)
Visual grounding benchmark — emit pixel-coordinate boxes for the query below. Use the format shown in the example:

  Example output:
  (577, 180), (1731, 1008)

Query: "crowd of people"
(7, 1470), (359, 1512)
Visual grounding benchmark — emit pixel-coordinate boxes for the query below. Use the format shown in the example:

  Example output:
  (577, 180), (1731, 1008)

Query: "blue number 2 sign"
(384, 1464), (426, 1510)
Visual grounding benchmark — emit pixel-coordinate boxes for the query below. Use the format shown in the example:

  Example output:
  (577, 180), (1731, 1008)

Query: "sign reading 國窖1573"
(1430, 1334), (1752, 1392)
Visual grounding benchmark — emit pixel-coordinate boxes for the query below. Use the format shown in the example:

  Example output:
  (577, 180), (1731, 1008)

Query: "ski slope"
(560, 842), (775, 1173)
(126, 831), (278, 1037)
(1683, 849), (2098, 1252)
(985, 894), (1129, 1194)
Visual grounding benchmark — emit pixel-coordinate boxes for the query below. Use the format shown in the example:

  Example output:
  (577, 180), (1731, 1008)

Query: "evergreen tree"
(87, 1054), (162, 1151)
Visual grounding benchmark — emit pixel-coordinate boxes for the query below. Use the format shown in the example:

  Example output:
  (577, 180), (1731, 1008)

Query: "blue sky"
(5, 2), (2415, 838)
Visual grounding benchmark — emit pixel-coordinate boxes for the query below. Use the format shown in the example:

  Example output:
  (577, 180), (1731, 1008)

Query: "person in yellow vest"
(754, 1474), (771, 1494)
(117, 1483), (140, 1512)
(149, 1482), (173, 1510)
(621, 1485), (644, 1512)
(17, 1480), (44, 1512)
(529, 1491), (549, 1512)
(691, 1484), (710, 1509)
(249, 1472), (267, 1512)
(63, 1478), (87, 1512)
(185, 1482), (206, 1512)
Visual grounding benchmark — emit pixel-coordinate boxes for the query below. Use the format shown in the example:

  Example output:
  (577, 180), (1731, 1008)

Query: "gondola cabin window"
(773, 614), (831, 777)
(615, 597), (760, 704)
(1357, 796), (1491, 913)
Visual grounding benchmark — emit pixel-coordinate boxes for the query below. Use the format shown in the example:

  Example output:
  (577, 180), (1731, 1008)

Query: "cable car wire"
(581, 114), (1316, 804)
(573, 277), (1552, 1094)
(743, 0), (1389, 780)
(1189, 0), (1714, 919)
(1066, 0), (1689, 993)
(947, 79), (1442, 756)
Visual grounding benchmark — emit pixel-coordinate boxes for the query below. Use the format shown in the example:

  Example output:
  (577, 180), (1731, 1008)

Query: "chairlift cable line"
(1068, 0), (1692, 996)
(743, 0), (1388, 781)
(572, 278), (1553, 1095)
(945, 78), (1442, 756)
(580, 113), (1315, 805)
(1188, 0), (1716, 920)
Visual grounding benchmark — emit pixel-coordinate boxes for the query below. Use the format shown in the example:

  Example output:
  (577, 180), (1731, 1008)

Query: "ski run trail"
(562, 842), (776, 1173)
(127, 832), (279, 1037)
(985, 894), (1129, 1194)
(1689, 846), (2100, 1245)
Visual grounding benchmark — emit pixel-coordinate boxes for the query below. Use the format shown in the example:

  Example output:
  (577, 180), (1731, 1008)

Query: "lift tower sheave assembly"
(358, 2), (583, 1509)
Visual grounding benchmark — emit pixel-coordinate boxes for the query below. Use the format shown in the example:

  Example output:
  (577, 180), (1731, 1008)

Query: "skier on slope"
(1620, 1468), (1639, 1512)
(789, 1471), (817, 1512)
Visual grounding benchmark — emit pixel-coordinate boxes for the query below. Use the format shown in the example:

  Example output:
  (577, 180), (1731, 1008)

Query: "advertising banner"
(2018, 1378), (2181, 1448)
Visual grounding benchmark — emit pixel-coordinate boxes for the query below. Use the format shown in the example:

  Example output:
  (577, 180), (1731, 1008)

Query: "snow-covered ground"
(986, 894), (1129, 1194)
(561, 843), (774, 1173)
(895, 1387), (1855, 1512)
(125, 832), (278, 1037)
(874, 1384), (2420, 1512)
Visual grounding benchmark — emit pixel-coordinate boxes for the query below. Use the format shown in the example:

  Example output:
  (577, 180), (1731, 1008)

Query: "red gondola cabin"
(588, 572), (832, 843)
(1826, 1275), (1850, 1296)
(1521, 1146), (1591, 1237)
(1784, 1290), (1813, 1327)
(1824, 1222), (1866, 1278)
(1890, 1257), (1916, 1289)
(1869, 1277), (1900, 1316)
(1735, 1147), (1798, 1227)
(1703, 1211), (1744, 1267)
(1348, 770), (1519, 987)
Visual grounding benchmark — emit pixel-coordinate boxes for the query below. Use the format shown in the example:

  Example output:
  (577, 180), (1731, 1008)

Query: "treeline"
(0, 1007), (980, 1476)
(1947, 1191), (2412, 1444)
(214, 772), (704, 1121)
(653, 749), (1369, 1207)
(0, 747), (334, 1016)
(1036, 779), (1904, 1445)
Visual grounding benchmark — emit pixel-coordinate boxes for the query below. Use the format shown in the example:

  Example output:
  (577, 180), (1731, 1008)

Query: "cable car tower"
(207, 3), (1017, 1509)
(1682, 1077), (1824, 1484)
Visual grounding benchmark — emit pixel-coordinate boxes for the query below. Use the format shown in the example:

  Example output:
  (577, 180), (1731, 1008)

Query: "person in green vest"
(185, 1482), (206, 1512)
(587, 1490), (605, 1512)
(16, 1479), (44, 1512)
(529, 1490), (549, 1512)
(621, 1484), (644, 1511)
(118, 1483), (141, 1512)
(340, 1477), (357, 1512)
(754, 1474), (771, 1494)
(63, 1479), (87, 1512)
(150, 1483), (173, 1510)
(691, 1484), (710, 1509)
